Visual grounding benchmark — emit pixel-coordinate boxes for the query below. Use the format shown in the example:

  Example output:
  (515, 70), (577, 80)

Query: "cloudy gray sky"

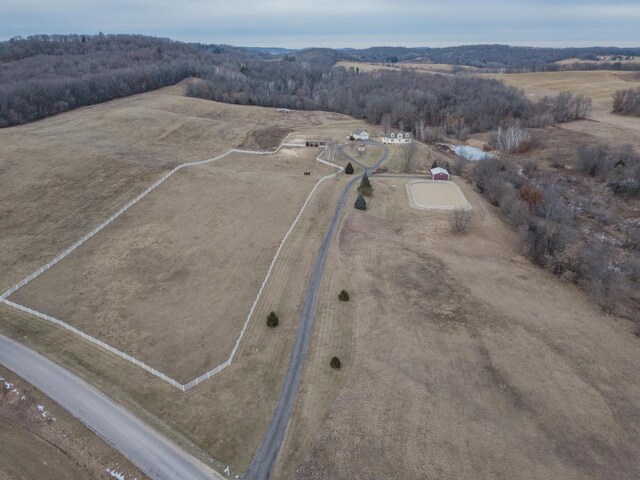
(1, 0), (639, 48)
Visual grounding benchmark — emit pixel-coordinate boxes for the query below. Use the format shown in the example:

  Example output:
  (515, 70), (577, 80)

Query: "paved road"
(0, 335), (222, 480)
(244, 142), (388, 480)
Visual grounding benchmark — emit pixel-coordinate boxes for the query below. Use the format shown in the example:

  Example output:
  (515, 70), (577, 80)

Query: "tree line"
(336, 45), (640, 69)
(466, 142), (640, 316)
(0, 34), (593, 133)
(187, 59), (557, 138)
(0, 34), (215, 127)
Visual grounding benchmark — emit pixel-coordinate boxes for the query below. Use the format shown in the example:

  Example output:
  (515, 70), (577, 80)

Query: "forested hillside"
(0, 34), (215, 127)
(1, 34), (603, 131)
(345, 45), (640, 69)
(187, 62), (550, 138)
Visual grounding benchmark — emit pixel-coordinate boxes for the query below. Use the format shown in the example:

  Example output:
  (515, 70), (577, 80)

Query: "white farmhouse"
(381, 131), (412, 144)
(350, 129), (370, 140)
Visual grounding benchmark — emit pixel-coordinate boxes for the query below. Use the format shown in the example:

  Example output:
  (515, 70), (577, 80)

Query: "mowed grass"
(341, 142), (384, 168)
(10, 148), (334, 382)
(277, 177), (640, 479)
(0, 80), (364, 293)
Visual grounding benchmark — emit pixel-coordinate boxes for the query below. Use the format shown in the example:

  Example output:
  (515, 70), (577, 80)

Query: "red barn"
(431, 167), (450, 181)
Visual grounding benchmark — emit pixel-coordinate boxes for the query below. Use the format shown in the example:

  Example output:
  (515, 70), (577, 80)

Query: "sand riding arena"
(406, 179), (471, 210)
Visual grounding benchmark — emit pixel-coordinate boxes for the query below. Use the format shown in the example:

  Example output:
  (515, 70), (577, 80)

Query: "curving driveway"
(244, 141), (388, 479)
(0, 141), (388, 480)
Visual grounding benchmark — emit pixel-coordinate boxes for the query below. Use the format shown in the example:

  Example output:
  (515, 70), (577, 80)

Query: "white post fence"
(1, 143), (342, 391)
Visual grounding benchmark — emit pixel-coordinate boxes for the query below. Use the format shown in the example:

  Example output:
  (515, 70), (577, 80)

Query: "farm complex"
(2, 52), (640, 480)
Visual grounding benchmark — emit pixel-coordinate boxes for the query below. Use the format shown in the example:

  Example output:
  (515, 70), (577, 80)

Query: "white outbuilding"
(350, 129), (370, 140)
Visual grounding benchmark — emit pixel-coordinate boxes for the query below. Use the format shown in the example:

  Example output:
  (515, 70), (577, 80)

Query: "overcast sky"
(1, 0), (639, 48)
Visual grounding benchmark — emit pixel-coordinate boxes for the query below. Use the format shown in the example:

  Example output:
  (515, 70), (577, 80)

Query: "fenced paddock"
(3, 145), (341, 389)
(407, 179), (471, 211)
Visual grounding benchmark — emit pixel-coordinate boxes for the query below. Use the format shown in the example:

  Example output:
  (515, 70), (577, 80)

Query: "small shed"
(431, 167), (450, 181)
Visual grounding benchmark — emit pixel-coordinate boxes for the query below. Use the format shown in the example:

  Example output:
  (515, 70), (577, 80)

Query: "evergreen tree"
(266, 311), (279, 328)
(358, 173), (373, 196)
(330, 357), (342, 369)
(432, 160), (438, 169)
(339, 290), (350, 301)
(354, 194), (367, 210)
(345, 162), (354, 174)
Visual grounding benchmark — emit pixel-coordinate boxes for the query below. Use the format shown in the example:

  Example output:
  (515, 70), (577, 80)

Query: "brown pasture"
(10, 149), (334, 382)
(482, 70), (640, 148)
(277, 177), (640, 480)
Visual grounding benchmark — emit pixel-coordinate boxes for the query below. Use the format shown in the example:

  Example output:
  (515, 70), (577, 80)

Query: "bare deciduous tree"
(402, 140), (415, 173)
(450, 208), (474, 235)
(491, 123), (535, 153)
(324, 141), (339, 163)
(380, 113), (391, 135)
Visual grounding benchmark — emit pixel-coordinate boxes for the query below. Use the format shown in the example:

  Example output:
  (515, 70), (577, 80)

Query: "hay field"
(484, 70), (639, 107)
(483, 70), (640, 147)
(0, 80), (363, 293)
(277, 177), (640, 479)
(10, 148), (333, 382)
(555, 57), (640, 65)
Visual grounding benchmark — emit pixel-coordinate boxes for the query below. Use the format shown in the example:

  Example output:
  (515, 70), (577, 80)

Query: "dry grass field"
(0, 83), (367, 475)
(0, 366), (147, 480)
(0, 79), (363, 294)
(4, 75), (639, 479)
(555, 57), (640, 65)
(0, 171), (348, 476)
(10, 148), (334, 382)
(484, 70), (640, 108)
(482, 70), (640, 148)
(276, 177), (640, 479)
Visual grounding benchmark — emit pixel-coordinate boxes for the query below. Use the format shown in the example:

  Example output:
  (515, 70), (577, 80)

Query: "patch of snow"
(448, 145), (495, 161)
(36, 404), (54, 420)
(106, 468), (137, 480)
(4, 381), (13, 390)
